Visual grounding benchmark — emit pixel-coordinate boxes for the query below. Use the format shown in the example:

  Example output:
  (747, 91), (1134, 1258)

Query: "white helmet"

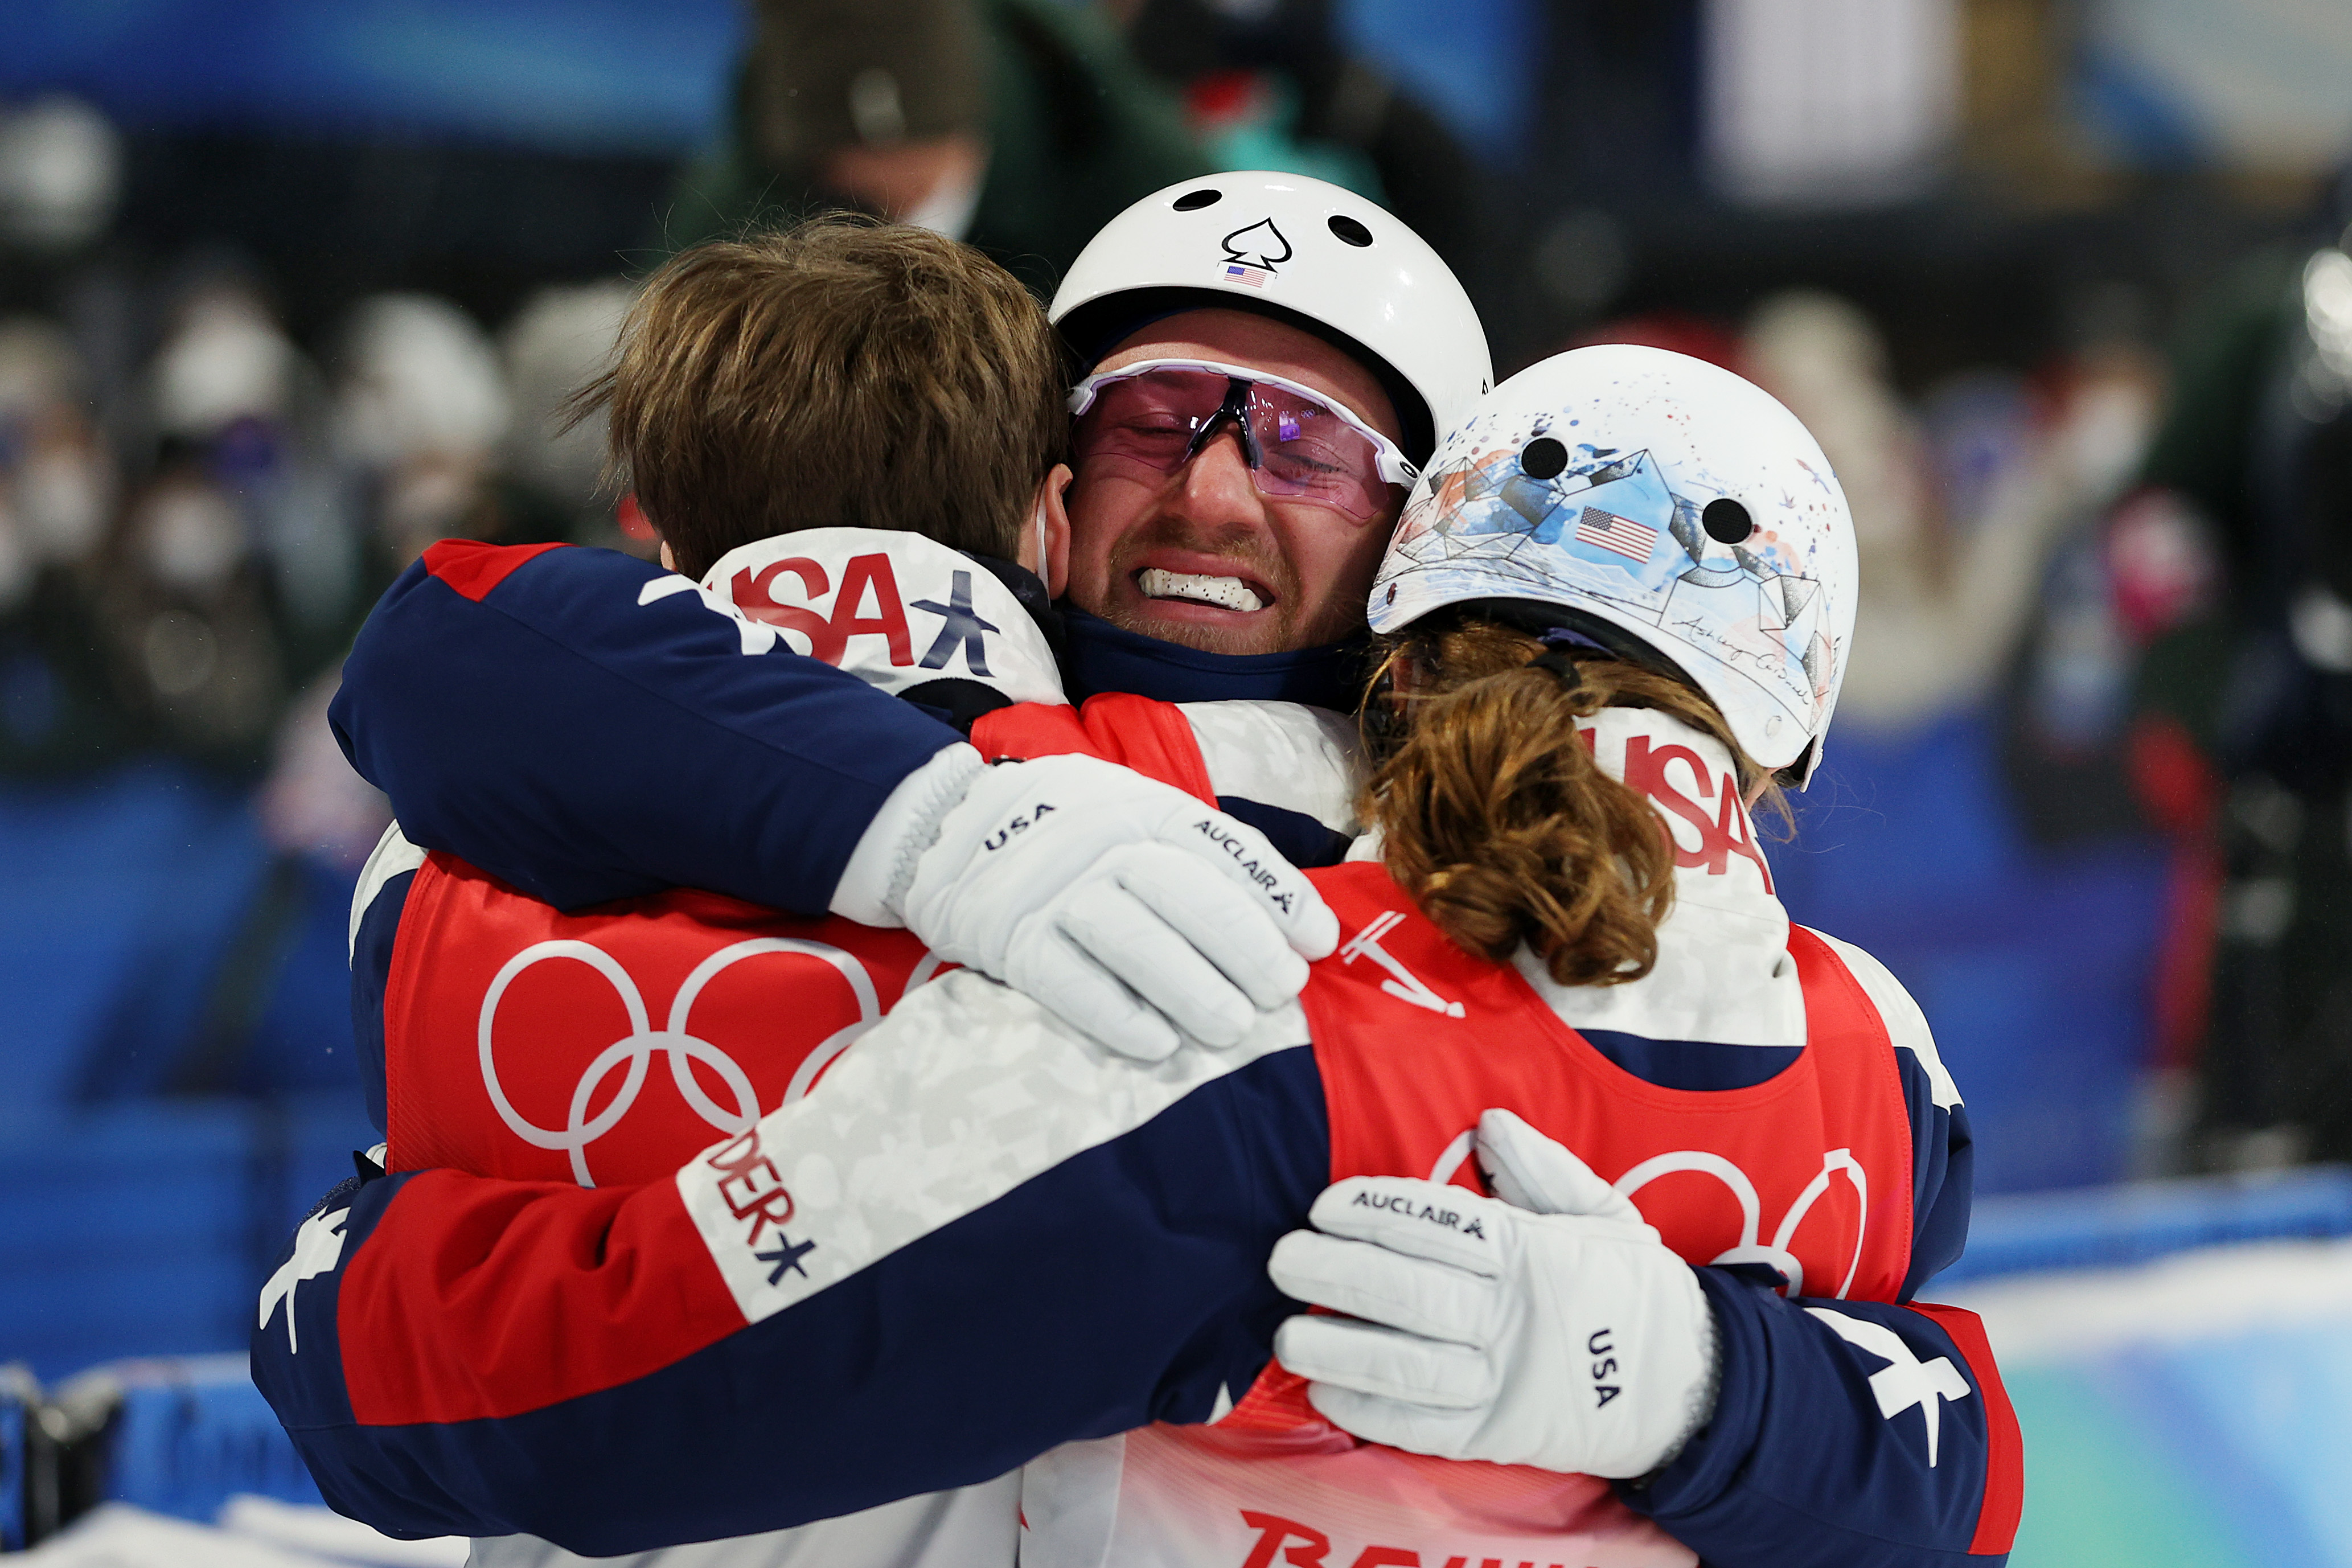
(1048, 171), (1490, 464)
(1369, 344), (1858, 785)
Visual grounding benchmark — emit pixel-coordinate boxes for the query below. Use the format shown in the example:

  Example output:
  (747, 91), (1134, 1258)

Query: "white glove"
(1269, 1108), (1718, 1479)
(836, 745), (1340, 1060)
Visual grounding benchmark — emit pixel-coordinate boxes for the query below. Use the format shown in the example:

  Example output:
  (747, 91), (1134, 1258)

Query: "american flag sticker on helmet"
(1220, 262), (1273, 288)
(1576, 507), (1659, 562)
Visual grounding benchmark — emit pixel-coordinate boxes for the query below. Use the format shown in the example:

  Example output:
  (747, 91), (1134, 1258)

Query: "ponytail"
(1365, 618), (1782, 988)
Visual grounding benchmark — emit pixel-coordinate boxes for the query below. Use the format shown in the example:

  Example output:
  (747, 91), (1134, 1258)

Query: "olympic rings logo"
(478, 937), (945, 1187)
(1610, 1147), (1867, 1300)
(1426, 1136), (1869, 1299)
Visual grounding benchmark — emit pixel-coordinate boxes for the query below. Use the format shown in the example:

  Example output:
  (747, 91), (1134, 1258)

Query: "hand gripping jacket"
(270, 704), (2015, 1568)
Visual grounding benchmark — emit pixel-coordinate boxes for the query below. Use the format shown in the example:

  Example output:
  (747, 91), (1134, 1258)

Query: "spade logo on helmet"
(1221, 218), (1292, 269)
(1220, 217), (1293, 282)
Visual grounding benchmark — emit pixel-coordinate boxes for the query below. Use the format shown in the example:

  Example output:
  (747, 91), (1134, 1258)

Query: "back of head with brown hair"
(572, 216), (1066, 580)
(1366, 617), (1787, 988)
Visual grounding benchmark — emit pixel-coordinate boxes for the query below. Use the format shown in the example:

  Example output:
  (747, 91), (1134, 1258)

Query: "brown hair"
(571, 217), (1065, 580)
(1366, 618), (1786, 988)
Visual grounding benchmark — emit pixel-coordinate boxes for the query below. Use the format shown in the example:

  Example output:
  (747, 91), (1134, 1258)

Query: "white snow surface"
(1939, 1234), (2352, 1362)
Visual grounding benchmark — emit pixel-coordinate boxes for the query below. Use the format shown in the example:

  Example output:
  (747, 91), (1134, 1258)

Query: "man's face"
(1062, 309), (1406, 655)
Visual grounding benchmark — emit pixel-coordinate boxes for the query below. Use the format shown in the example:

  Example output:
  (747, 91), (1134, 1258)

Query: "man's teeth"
(1139, 568), (1265, 613)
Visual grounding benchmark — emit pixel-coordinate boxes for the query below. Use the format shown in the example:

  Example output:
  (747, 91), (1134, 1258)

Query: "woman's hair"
(1365, 616), (1784, 988)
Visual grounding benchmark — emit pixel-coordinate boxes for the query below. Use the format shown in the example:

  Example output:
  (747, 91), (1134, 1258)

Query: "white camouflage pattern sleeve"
(675, 968), (1313, 1324)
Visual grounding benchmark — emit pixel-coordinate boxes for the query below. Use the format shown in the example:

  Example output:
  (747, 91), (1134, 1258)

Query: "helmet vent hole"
(1172, 188), (1222, 212)
(1520, 437), (1569, 480)
(1327, 215), (1373, 247)
(1703, 498), (1754, 544)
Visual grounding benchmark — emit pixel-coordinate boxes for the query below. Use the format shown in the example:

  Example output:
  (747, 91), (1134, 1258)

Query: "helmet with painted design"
(1369, 344), (1857, 785)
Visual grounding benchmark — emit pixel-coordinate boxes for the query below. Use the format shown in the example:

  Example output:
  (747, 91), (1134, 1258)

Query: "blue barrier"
(0, 762), (365, 1110)
(1941, 1165), (2352, 1283)
(0, 1097), (379, 1383)
(87, 1356), (325, 1522)
(0, 1370), (25, 1550)
(238, 859), (370, 1101)
(0, 1101), (255, 1382)
(1774, 710), (2170, 1193)
(0, 764), (270, 1107)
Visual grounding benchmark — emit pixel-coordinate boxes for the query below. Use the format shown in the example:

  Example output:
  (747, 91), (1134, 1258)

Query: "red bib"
(1310, 861), (1915, 1291)
(1070, 864), (1922, 1568)
(1228, 859), (1916, 1434)
(383, 861), (944, 1185)
(381, 694), (1220, 1187)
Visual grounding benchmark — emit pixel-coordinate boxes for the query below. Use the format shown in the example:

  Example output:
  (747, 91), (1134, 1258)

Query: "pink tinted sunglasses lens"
(1074, 368), (1398, 522)
(1071, 371), (1230, 469)
(1237, 387), (1389, 519)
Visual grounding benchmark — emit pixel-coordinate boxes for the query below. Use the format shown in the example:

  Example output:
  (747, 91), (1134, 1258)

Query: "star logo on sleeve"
(1805, 1306), (1973, 1466)
(756, 1234), (818, 1284)
(910, 570), (1000, 678)
(258, 1206), (349, 1354)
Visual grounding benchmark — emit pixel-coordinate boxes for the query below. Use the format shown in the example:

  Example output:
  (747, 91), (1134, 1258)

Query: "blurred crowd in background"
(5, 0), (2352, 1380)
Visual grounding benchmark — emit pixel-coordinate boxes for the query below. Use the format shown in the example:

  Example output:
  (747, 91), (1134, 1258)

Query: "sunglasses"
(1067, 358), (1418, 524)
